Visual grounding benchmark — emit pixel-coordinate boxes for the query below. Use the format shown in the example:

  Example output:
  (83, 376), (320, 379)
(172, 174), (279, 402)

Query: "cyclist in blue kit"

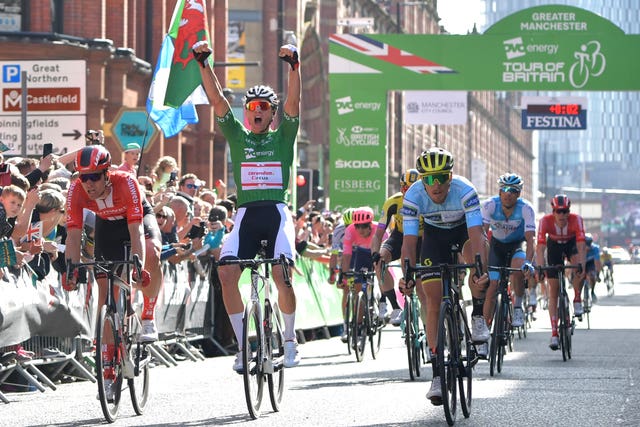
(399, 147), (487, 406)
(480, 173), (536, 341)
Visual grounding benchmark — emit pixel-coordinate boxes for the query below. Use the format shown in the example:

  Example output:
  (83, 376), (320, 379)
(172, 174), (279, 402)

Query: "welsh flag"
(146, 0), (211, 138)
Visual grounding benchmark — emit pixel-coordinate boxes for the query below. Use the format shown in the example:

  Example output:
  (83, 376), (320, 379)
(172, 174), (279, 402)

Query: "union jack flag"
(22, 221), (42, 243)
(329, 34), (457, 74)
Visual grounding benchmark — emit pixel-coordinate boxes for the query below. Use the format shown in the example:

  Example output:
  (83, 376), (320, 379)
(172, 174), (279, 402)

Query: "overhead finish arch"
(328, 5), (640, 212)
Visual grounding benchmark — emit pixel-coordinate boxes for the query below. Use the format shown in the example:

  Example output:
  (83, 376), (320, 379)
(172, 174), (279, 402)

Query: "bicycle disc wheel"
(353, 292), (367, 362)
(437, 303), (457, 426)
(404, 297), (417, 381)
(129, 342), (150, 415)
(457, 307), (472, 419)
(369, 295), (382, 359)
(489, 294), (502, 377)
(243, 302), (264, 419)
(267, 303), (285, 412)
(95, 305), (122, 423)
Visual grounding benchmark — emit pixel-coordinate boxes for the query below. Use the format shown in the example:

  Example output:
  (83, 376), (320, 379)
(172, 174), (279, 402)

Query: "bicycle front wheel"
(96, 305), (122, 423)
(558, 294), (569, 362)
(267, 302), (285, 412)
(457, 305), (473, 419)
(437, 302), (458, 426)
(369, 294), (382, 359)
(129, 341), (150, 415)
(497, 302), (508, 373)
(345, 291), (352, 355)
(243, 302), (264, 419)
(404, 296), (417, 381)
(582, 280), (591, 330)
(489, 294), (503, 377)
(352, 292), (367, 362)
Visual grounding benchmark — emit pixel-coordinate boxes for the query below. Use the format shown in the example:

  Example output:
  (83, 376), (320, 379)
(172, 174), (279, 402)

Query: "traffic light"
(312, 168), (324, 205)
(296, 168), (312, 207)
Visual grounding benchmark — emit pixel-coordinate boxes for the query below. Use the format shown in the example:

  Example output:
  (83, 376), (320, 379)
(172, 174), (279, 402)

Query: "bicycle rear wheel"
(243, 302), (264, 419)
(457, 306), (472, 419)
(129, 341), (150, 415)
(369, 294), (382, 359)
(96, 305), (122, 423)
(352, 292), (367, 362)
(404, 296), (417, 381)
(267, 302), (285, 412)
(437, 303), (457, 426)
(489, 294), (502, 377)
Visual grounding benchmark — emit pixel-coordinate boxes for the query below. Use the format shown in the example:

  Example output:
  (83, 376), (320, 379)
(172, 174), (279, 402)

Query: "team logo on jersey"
(464, 195), (480, 209)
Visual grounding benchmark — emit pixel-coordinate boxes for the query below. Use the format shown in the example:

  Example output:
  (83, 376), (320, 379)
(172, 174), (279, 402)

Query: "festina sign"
(521, 110), (587, 130)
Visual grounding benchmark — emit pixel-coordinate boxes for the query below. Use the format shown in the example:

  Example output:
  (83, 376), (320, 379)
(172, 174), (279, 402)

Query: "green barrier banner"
(298, 257), (344, 326)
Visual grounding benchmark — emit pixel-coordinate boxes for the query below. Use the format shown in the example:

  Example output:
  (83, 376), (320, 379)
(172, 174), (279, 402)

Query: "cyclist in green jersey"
(194, 40), (302, 371)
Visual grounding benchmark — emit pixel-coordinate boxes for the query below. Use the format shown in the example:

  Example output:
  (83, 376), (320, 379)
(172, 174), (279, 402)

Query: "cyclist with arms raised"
(400, 147), (487, 406)
(480, 173), (536, 348)
(371, 168), (423, 326)
(535, 194), (586, 350)
(64, 146), (163, 398)
(194, 40), (301, 371)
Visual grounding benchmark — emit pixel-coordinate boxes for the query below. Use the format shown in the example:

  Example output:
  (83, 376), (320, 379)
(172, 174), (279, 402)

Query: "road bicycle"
(404, 246), (482, 426)
(382, 261), (427, 381)
(213, 241), (289, 419)
(537, 263), (582, 362)
(69, 254), (151, 423)
(341, 268), (383, 362)
(487, 265), (522, 376)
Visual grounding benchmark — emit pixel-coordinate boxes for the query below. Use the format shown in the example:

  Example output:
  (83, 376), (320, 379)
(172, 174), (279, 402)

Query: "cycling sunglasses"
(79, 172), (104, 183)
(245, 100), (273, 111)
(185, 183), (200, 190)
(554, 208), (570, 214)
(421, 172), (451, 186)
(500, 186), (520, 194)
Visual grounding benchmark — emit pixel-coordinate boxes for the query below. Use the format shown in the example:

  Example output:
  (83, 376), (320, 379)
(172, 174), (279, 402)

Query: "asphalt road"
(3, 264), (640, 427)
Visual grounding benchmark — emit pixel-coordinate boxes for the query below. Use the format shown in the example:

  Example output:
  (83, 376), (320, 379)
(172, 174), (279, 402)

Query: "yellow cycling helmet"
(342, 208), (355, 226)
(400, 168), (420, 187)
(416, 147), (454, 174)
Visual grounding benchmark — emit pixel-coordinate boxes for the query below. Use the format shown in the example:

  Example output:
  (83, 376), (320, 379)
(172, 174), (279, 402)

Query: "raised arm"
(279, 44), (301, 117)
(193, 41), (231, 118)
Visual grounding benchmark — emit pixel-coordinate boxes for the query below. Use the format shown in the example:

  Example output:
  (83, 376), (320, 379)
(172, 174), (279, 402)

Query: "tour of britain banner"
(328, 5), (640, 210)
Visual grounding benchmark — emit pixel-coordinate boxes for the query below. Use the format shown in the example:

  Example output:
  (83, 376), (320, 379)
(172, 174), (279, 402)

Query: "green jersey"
(217, 110), (299, 207)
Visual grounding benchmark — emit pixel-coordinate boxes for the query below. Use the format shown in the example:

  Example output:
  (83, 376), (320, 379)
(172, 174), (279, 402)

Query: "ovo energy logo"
(503, 37), (526, 59)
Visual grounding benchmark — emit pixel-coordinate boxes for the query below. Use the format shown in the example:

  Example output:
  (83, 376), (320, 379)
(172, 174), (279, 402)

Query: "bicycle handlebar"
(537, 264), (583, 275)
(67, 255), (143, 292)
(214, 254), (292, 287)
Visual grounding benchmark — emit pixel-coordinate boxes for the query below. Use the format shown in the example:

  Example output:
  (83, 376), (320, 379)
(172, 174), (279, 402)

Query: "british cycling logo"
(335, 96), (381, 116)
(501, 37), (606, 89)
(336, 127), (380, 147)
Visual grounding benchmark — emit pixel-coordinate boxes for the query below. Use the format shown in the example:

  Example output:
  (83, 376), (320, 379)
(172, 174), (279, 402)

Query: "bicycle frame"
(342, 268), (379, 362)
(487, 265), (521, 376)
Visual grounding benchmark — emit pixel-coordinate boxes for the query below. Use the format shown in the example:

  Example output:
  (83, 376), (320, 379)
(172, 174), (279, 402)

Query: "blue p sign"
(2, 65), (21, 83)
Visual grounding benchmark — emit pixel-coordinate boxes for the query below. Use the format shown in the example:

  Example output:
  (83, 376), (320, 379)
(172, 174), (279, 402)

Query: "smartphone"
(43, 143), (53, 157)
(169, 171), (177, 182)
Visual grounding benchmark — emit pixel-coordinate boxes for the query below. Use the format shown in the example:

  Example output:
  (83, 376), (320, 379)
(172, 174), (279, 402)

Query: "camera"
(186, 221), (206, 239)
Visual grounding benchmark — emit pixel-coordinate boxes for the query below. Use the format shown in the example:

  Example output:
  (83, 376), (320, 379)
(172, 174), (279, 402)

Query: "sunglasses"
(185, 183), (200, 190)
(79, 172), (104, 183)
(156, 213), (167, 219)
(500, 186), (520, 194)
(245, 100), (272, 111)
(554, 209), (570, 214)
(421, 172), (451, 186)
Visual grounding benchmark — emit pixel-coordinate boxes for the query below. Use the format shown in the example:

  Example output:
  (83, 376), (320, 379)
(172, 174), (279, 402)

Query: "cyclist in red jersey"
(535, 194), (586, 350)
(64, 145), (163, 342)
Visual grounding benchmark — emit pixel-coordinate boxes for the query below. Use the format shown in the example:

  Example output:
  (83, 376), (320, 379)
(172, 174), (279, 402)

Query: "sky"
(437, 0), (485, 34)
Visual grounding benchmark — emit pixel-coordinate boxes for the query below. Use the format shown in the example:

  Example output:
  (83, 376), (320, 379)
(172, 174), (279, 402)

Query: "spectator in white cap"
(118, 142), (141, 175)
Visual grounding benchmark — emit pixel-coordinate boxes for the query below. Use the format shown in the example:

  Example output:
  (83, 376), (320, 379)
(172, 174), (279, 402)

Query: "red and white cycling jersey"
(536, 213), (585, 245)
(66, 170), (144, 230)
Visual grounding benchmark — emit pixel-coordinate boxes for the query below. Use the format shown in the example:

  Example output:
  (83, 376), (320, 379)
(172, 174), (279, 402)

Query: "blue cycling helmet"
(497, 173), (524, 191)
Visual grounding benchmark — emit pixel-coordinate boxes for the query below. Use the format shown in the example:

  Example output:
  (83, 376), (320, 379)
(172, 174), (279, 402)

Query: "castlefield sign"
(328, 5), (640, 211)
